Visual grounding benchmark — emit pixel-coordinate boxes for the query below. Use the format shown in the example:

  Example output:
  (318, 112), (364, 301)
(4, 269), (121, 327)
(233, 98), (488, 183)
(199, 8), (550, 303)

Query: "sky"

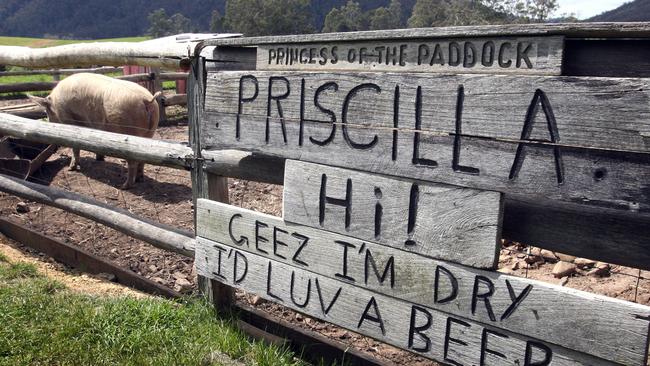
(556, 0), (630, 19)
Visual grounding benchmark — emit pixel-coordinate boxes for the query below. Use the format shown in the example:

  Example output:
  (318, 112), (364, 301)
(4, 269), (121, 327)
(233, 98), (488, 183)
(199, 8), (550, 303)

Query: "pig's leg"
(69, 148), (81, 171)
(96, 154), (105, 161)
(136, 163), (145, 182)
(122, 160), (138, 190)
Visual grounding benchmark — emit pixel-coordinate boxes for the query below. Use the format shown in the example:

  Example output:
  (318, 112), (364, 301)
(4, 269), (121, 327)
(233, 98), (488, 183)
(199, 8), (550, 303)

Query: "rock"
(574, 258), (596, 268)
(96, 272), (117, 282)
(175, 277), (192, 293)
(250, 295), (266, 306)
(552, 261), (577, 278)
(511, 261), (521, 270)
(172, 272), (187, 280)
(295, 313), (304, 321)
(148, 265), (158, 272)
(151, 276), (165, 284)
(16, 202), (29, 213)
(588, 262), (610, 277)
(555, 253), (577, 263)
(540, 249), (558, 262)
(525, 254), (543, 264)
(560, 276), (569, 286)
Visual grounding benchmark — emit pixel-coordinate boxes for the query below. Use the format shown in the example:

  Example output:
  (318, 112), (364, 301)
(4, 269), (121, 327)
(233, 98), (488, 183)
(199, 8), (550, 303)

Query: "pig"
(29, 73), (161, 189)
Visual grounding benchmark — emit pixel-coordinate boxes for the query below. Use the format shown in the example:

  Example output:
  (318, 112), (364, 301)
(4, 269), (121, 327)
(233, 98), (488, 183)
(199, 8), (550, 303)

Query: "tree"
(322, 1), (368, 32)
(147, 8), (174, 38)
(369, 0), (403, 30)
(525, 0), (559, 22)
(147, 8), (192, 37)
(170, 13), (191, 33)
(209, 9), (223, 32)
(407, 0), (447, 27)
(223, 0), (315, 36)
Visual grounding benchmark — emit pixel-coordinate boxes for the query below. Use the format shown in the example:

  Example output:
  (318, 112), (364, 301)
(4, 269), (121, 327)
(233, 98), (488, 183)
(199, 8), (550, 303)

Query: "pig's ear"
(27, 95), (50, 108)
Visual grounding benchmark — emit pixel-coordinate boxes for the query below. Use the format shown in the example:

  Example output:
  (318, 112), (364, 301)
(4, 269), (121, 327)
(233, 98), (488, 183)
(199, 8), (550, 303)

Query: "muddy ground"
(1, 100), (649, 365)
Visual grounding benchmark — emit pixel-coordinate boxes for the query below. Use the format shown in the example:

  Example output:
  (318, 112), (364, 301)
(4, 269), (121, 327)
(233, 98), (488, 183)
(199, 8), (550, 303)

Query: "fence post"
(189, 56), (234, 311)
(150, 67), (166, 124)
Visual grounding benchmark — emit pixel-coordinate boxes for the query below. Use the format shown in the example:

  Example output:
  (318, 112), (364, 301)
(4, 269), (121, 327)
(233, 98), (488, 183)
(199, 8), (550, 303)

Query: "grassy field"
(0, 36), (150, 48)
(0, 254), (306, 366)
(0, 35), (177, 98)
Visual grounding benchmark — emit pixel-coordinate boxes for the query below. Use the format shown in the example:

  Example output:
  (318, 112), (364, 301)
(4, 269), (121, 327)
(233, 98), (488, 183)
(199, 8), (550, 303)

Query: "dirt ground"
(0, 234), (150, 299)
(1, 99), (649, 365)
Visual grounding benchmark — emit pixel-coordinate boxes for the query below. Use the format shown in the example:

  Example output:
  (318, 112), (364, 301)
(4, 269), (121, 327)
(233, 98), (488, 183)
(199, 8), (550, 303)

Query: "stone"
(554, 253), (577, 263)
(15, 202), (29, 213)
(574, 258), (597, 268)
(175, 277), (192, 292)
(151, 276), (165, 284)
(96, 272), (117, 282)
(525, 254), (543, 265)
(172, 272), (187, 280)
(552, 261), (577, 278)
(559, 277), (569, 286)
(511, 261), (521, 270)
(540, 249), (558, 262)
(588, 262), (610, 277)
(250, 295), (266, 306)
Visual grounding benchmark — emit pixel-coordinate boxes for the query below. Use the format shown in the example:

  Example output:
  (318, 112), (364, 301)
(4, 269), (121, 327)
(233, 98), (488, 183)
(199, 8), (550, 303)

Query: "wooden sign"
(283, 160), (502, 268)
(195, 200), (650, 365)
(257, 36), (564, 75)
(195, 236), (620, 366)
(201, 71), (650, 213)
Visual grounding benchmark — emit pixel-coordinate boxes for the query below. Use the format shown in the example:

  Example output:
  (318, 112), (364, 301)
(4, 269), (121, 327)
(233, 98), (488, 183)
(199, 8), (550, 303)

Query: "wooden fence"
(0, 23), (649, 365)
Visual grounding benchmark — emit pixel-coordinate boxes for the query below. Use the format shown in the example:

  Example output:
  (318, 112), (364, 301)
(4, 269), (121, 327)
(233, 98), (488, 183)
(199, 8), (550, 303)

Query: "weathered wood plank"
(196, 200), (650, 365)
(195, 235), (622, 366)
(199, 22), (650, 48)
(258, 36), (563, 75)
(200, 71), (650, 213)
(0, 173), (195, 257)
(282, 160), (502, 268)
(202, 71), (650, 152)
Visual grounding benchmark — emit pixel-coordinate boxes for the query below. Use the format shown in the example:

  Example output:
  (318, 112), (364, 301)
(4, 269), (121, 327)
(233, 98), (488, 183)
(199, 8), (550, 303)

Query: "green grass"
(0, 36), (150, 48)
(0, 258), (306, 366)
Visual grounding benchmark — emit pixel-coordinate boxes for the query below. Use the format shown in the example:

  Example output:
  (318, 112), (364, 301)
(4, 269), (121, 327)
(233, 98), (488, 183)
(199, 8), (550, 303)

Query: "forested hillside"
(0, 0), (406, 38)
(0, 0), (608, 39)
(589, 0), (650, 22)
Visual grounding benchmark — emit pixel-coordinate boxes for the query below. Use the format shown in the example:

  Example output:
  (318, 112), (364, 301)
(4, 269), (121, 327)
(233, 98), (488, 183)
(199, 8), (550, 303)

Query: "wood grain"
(0, 173), (195, 257)
(257, 37), (563, 75)
(199, 22), (650, 48)
(200, 71), (650, 214)
(195, 235), (623, 366)
(282, 160), (502, 268)
(196, 200), (650, 365)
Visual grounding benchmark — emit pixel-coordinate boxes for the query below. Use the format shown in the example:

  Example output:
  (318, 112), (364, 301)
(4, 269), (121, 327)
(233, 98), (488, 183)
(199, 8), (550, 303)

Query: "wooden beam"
(0, 173), (195, 257)
(0, 113), (194, 170)
(0, 42), (193, 70)
(283, 160), (502, 268)
(0, 66), (123, 77)
(196, 236), (626, 365)
(197, 199), (650, 365)
(257, 36), (564, 75)
(199, 23), (650, 49)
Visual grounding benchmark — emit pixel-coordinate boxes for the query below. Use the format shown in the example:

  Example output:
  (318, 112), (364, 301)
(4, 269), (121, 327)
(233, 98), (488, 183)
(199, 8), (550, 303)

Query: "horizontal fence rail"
(2, 112), (650, 270)
(0, 66), (123, 77)
(0, 72), (189, 93)
(0, 173), (195, 257)
(0, 113), (194, 169)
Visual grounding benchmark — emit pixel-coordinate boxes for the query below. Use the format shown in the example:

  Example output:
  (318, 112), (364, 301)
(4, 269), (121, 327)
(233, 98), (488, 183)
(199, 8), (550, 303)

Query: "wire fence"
(0, 124), (647, 305)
